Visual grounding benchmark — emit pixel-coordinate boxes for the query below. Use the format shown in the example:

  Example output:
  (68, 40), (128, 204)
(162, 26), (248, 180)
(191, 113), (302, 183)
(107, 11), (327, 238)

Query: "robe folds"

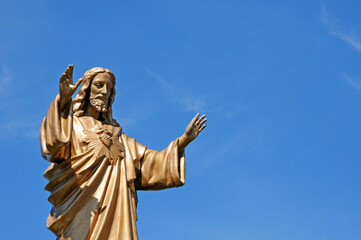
(40, 95), (185, 240)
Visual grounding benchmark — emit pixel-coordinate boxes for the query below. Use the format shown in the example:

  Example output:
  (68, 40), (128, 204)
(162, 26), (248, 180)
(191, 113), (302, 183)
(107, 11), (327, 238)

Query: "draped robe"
(40, 95), (186, 240)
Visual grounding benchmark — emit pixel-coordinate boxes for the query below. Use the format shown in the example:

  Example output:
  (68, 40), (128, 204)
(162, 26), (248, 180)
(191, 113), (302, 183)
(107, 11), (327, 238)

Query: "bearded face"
(89, 72), (114, 113)
(89, 95), (108, 113)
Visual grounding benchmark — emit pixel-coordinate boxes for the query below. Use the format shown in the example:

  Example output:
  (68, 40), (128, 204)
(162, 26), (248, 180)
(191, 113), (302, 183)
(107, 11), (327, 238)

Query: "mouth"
(95, 96), (107, 102)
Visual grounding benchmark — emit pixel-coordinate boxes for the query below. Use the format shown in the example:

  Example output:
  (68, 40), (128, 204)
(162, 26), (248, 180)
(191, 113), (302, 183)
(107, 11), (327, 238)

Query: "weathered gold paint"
(40, 65), (207, 240)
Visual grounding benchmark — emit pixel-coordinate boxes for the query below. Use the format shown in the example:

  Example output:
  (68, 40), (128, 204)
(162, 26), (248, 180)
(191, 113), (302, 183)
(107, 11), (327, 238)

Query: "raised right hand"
(59, 65), (82, 99)
(59, 65), (82, 109)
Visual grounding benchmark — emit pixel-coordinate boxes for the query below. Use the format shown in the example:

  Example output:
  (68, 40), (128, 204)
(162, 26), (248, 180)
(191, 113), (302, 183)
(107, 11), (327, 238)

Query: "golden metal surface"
(40, 65), (207, 240)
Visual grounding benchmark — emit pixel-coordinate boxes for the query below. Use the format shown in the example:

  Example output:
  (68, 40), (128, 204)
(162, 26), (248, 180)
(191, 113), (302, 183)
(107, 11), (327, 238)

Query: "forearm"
(178, 134), (193, 151)
(59, 95), (72, 112)
(41, 94), (73, 160)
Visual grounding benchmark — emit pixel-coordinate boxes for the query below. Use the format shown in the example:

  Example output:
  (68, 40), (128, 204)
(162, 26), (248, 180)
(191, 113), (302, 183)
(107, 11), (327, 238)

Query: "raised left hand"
(179, 113), (207, 150)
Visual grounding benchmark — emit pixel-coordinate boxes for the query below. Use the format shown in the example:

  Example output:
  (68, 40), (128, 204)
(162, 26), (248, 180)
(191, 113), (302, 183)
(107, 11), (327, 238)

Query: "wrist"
(179, 134), (192, 150)
(59, 95), (72, 111)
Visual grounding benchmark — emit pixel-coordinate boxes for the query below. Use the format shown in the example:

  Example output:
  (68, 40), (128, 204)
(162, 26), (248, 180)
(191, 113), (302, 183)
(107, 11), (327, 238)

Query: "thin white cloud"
(0, 65), (11, 97)
(178, 96), (206, 112)
(344, 74), (361, 91)
(0, 119), (39, 141)
(146, 69), (206, 112)
(321, 5), (361, 52)
(199, 136), (243, 170)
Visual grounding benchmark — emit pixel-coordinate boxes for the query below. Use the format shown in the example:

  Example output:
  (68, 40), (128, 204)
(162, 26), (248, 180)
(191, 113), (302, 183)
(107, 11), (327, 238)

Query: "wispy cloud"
(0, 65), (12, 97)
(0, 119), (39, 141)
(321, 5), (361, 52)
(146, 69), (206, 112)
(321, 6), (361, 91)
(199, 136), (243, 170)
(344, 74), (361, 91)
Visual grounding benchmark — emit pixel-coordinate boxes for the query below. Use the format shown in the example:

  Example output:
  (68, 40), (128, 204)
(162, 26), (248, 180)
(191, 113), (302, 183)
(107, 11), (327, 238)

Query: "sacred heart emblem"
(94, 126), (113, 149)
(82, 125), (124, 164)
(99, 131), (113, 148)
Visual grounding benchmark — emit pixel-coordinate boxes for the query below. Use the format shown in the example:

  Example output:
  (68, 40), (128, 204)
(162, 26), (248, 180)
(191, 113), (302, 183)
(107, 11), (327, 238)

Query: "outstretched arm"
(178, 113), (207, 151)
(132, 113), (207, 190)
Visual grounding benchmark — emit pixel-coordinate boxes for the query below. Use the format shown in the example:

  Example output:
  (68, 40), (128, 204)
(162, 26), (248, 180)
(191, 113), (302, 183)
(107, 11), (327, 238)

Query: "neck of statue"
(85, 104), (101, 120)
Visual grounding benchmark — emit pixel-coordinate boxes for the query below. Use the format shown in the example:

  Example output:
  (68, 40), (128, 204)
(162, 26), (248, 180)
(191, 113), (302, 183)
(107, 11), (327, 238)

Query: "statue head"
(73, 67), (119, 126)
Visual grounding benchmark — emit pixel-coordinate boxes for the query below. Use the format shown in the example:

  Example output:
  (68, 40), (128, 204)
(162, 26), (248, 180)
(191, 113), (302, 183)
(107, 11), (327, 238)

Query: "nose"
(101, 85), (108, 95)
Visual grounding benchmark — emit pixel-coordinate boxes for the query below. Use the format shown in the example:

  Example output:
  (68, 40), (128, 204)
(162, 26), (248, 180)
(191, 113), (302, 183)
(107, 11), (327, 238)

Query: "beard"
(89, 96), (108, 113)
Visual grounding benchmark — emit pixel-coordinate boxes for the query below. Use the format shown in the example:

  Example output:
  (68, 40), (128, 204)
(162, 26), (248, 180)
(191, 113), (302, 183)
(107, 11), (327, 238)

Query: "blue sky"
(1, 1), (361, 239)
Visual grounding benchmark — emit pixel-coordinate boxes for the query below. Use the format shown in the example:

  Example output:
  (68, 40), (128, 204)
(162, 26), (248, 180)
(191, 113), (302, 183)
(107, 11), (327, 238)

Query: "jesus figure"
(40, 65), (206, 240)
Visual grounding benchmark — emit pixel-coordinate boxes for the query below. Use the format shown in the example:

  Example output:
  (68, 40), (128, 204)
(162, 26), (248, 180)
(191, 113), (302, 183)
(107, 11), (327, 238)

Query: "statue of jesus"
(40, 65), (207, 240)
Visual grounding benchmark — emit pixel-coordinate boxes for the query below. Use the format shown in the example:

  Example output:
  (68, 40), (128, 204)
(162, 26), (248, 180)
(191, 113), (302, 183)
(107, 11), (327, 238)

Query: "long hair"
(73, 67), (119, 126)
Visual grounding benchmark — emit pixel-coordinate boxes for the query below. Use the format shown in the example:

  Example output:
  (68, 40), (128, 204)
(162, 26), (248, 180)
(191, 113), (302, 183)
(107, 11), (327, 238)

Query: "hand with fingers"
(179, 113), (207, 150)
(59, 65), (83, 111)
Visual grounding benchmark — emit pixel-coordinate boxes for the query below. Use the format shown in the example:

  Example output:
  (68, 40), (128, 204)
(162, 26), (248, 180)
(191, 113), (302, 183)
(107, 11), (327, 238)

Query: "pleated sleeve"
(40, 94), (73, 162)
(134, 138), (186, 190)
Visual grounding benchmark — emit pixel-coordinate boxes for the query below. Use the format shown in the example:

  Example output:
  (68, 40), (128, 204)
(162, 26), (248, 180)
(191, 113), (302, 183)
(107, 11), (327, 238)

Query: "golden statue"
(40, 65), (207, 240)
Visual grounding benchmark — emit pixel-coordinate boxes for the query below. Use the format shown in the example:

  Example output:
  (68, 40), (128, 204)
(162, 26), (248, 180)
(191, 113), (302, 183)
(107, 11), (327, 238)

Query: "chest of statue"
(73, 116), (125, 164)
